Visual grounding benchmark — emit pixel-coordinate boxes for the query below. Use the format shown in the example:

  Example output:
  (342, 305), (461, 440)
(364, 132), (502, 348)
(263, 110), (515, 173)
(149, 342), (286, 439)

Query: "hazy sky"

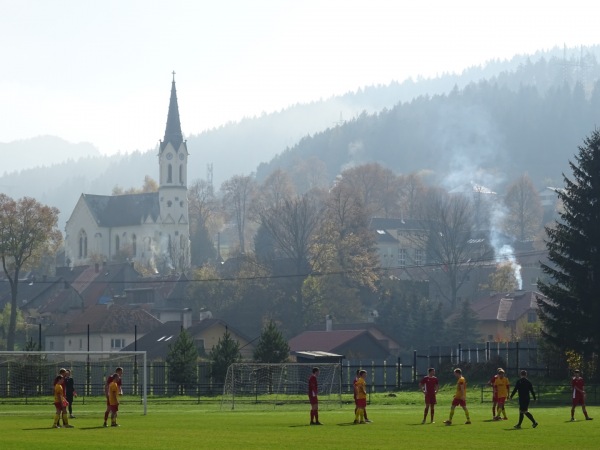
(1, 0), (597, 156)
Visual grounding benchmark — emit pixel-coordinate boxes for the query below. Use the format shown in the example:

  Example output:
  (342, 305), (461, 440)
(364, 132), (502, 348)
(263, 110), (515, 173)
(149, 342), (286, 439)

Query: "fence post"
(486, 341), (490, 362)
(458, 343), (462, 364)
(413, 350), (417, 383)
(515, 341), (520, 375)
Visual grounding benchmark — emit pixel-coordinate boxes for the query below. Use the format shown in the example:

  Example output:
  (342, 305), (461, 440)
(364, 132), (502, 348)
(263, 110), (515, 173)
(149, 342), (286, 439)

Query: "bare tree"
(221, 175), (256, 254)
(0, 195), (61, 350)
(503, 174), (543, 241)
(414, 189), (490, 309)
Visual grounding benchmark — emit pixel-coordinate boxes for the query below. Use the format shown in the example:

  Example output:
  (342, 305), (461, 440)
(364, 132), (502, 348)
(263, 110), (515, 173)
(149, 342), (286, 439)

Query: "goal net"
(0, 351), (147, 414)
(221, 363), (342, 410)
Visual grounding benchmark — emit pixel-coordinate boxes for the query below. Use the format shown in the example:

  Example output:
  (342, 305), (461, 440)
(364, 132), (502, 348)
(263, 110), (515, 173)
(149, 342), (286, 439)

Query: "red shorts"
(492, 394), (498, 402)
(309, 396), (318, 405)
(54, 401), (62, 411)
(356, 398), (367, 408)
(424, 393), (437, 405)
(452, 398), (466, 408)
(497, 397), (506, 406)
(572, 395), (585, 406)
(109, 404), (119, 413)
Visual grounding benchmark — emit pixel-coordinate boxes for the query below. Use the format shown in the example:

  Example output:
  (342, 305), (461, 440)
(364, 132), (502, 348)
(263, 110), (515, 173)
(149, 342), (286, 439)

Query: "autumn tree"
(503, 174), (543, 241)
(537, 129), (600, 363)
(188, 179), (220, 266)
(112, 175), (159, 195)
(0, 195), (61, 350)
(481, 263), (519, 293)
(253, 320), (290, 363)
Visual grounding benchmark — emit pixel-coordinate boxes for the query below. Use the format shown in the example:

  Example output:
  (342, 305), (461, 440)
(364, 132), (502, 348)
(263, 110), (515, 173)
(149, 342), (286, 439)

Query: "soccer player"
(354, 370), (368, 424)
(419, 367), (439, 424)
(510, 369), (538, 429)
(53, 368), (67, 426)
(308, 367), (322, 425)
(354, 369), (371, 423)
(64, 369), (77, 418)
(487, 368), (502, 419)
(108, 372), (121, 427)
(493, 369), (510, 420)
(104, 367), (123, 427)
(443, 368), (471, 425)
(52, 374), (74, 428)
(571, 369), (593, 421)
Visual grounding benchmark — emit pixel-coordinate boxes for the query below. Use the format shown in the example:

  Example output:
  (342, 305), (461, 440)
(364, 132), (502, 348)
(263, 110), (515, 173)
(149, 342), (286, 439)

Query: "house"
(370, 218), (427, 269)
(289, 329), (391, 359)
(64, 75), (191, 272)
(121, 316), (255, 360)
(470, 290), (543, 342)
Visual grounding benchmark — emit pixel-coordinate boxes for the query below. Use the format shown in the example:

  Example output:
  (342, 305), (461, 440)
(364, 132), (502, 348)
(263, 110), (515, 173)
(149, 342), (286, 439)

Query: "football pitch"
(1, 395), (597, 449)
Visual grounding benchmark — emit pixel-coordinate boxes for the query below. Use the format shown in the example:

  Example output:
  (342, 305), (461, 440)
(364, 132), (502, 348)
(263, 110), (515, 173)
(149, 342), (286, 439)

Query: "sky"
(1, 0), (598, 156)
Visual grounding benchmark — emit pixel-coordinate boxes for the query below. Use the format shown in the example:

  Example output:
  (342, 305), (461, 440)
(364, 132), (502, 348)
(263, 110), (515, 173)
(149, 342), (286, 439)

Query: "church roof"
(82, 192), (159, 227)
(160, 74), (183, 152)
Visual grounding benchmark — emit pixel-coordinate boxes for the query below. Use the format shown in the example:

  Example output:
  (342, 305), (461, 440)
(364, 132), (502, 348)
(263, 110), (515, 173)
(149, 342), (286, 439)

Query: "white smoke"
(489, 204), (522, 290)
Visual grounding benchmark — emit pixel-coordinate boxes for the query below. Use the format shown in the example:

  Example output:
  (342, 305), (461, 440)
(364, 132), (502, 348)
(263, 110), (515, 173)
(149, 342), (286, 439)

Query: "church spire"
(161, 71), (183, 151)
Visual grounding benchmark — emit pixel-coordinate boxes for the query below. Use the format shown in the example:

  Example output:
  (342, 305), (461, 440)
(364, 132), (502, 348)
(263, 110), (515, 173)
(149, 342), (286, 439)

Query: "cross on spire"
(172, 70), (176, 82)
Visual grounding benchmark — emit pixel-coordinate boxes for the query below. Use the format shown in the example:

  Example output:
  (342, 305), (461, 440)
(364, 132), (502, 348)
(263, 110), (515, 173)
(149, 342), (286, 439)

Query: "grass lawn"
(1, 390), (597, 449)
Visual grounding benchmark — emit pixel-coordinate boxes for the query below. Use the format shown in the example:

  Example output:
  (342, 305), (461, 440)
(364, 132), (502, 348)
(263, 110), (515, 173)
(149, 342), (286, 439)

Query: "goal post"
(221, 362), (342, 410)
(0, 351), (147, 414)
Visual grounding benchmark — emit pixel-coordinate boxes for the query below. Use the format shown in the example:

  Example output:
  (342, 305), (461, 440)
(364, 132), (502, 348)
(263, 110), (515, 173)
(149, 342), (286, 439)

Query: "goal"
(221, 362), (342, 410)
(0, 351), (147, 414)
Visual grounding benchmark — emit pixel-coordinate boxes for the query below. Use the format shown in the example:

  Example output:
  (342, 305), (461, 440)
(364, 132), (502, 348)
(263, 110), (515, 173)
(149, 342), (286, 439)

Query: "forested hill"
(257, 55), (600, 192)
(2, 45), (600, 230)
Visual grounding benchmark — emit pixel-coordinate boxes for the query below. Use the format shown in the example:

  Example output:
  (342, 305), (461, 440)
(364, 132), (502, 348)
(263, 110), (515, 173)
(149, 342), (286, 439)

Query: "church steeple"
(161, 71), (183, 152)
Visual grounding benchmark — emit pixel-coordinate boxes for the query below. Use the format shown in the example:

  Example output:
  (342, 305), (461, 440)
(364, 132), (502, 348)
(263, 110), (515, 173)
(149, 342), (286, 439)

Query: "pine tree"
(537, 129), (600, 360)
(446, 300), (480, 344)
(166, 329), (198, 394)
(209, 328), (241, 383)
(253, 320), (290, 363)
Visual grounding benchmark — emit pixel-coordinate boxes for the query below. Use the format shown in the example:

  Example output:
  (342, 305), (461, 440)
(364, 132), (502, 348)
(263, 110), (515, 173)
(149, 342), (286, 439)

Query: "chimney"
(325, 314), (333, 332)
(182, 308), (192, 329)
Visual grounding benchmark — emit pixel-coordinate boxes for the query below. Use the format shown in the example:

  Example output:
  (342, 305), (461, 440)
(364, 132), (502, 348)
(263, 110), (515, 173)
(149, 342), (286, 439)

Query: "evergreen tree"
(445, 300), (481, 344)
(209, 328), (241, 383)
(537, 129), (600, 361)
(253, 320), (290, 363)
(166, 329), (199, 394)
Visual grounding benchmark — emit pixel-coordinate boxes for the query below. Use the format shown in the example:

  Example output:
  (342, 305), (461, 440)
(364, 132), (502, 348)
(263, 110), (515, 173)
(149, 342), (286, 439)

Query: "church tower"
(158, 72), (190, 269)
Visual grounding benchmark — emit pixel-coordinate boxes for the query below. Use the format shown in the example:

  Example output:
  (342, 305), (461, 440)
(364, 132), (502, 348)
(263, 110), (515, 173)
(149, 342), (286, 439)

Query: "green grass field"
(1, 390), (597, 449)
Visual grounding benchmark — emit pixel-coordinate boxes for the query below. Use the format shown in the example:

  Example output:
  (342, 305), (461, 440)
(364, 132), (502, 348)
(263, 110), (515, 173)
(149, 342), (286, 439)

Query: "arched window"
(167, 164), (172, 183)
(78, 230), (88, 259)
(132, 234), (137, 257)
(179, 165), (183, 184)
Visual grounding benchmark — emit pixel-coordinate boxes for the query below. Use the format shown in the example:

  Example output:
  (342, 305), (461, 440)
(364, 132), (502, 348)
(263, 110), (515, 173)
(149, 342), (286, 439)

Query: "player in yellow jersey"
(354, 370), (367, 424)
(493, 369), (510, 420)
(52, 375), (74, 428)
(443, 368), (471, 425)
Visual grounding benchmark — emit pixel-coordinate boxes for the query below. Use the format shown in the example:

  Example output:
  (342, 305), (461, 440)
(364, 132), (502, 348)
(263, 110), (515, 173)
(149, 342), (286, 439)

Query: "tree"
(503, 174), (543, 241)
(445, 300), (481, 344)
(253, 320), (290, 363)
(481, 263), (519, 293)
(166, 329), (199, 393)
(209, 328), (241, 383)
(221, 175), (256, 254)
(537, 129), (600, 363)
(0, 195), (61, 350)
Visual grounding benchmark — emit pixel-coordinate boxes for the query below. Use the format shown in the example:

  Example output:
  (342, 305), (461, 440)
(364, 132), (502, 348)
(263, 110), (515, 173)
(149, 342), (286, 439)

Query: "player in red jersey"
(571, 369), (593, 421)
(308, 367), (322, 425)
(103, 367), (123, 427)
(487, 368), (502, 419)
(419, 368), (439, 424)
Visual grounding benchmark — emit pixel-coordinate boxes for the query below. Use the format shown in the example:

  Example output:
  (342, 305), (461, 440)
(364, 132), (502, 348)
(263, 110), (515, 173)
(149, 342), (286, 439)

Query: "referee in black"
(64, 369), (77, 418)
(510, 369), (538, 429)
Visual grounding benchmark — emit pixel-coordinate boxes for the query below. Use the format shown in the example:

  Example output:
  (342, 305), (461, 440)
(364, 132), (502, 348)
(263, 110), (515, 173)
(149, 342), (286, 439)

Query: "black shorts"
(519, 399), (530, 411)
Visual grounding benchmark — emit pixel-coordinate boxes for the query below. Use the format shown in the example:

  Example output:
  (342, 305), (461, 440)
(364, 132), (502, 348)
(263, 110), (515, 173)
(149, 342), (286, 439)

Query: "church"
(64, 75), (191, 272)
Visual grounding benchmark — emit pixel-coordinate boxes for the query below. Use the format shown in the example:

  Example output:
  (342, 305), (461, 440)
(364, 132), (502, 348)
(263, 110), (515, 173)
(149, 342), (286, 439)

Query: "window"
(414, 249), (424, 266)
(115, 235), (120, 254)
(79, 339), (83, 350)
(49, 341), (54, 350)
(527, 312), (537, 323)
(79, 229), (88, 259)
(111, 338), (125, 349)
(398, 249), (407, 266)
(194, 338), (205, 355)
(132, 234), (137, 257)
(167, 164), (172, 183)
(179, 165), (183, 184)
